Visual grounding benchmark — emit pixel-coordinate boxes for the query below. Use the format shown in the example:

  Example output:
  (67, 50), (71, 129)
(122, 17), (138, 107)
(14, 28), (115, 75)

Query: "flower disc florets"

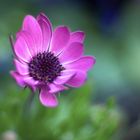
(28, 52), (64, 83)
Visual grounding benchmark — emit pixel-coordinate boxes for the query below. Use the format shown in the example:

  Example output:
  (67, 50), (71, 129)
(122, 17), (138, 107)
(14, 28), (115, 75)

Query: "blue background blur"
(0, 0), (140, 140)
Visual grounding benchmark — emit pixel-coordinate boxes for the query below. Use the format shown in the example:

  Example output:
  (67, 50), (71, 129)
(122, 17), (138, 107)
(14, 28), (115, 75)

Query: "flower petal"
(59, 42), (84, 64)
(14, 59), (29, 75)
(39, 86), (58, 107)
(14, 36), (31, 62)
(23, 77), (38, 92)
(50, 26), (70, 55)
(49, 83), (68, 93)
(70, 31), (85, 43)
(64, 56), (96, 72)
(17, 31), (36, 56)
(10, 71), (25, 87)
(37, 13), (52, 52)
(22, 15), (42, 53)
(10, 70), (38, 91)
(54, 71), (75, 85)
(66, 70), (87, 87)
(24, 77), (38, 86)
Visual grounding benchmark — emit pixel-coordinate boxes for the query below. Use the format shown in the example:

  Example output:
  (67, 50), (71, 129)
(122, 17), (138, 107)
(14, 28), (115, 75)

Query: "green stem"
(23, 91), (35, 117)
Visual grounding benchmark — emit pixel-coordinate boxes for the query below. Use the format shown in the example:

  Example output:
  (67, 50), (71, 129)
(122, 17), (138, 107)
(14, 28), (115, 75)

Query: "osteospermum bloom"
(10, 13), (96, 107)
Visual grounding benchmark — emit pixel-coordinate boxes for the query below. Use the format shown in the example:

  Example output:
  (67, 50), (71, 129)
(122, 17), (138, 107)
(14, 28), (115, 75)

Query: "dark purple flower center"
(28, 52), (65, 83)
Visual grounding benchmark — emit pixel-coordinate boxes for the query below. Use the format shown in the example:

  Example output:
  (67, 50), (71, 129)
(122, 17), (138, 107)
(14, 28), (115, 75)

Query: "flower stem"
(23, 91), (35, 117)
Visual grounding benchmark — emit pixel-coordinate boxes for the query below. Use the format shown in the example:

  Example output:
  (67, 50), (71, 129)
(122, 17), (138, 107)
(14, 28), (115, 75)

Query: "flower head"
(10, 13), (96, 107)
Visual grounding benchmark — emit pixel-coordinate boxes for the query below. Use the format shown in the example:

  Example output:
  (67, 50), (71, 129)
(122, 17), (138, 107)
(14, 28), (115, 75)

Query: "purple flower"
(10, 13), (96, 107)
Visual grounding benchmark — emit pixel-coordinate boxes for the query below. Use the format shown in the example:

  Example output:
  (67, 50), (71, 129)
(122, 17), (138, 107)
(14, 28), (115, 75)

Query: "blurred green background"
(0, 0), (140, 140)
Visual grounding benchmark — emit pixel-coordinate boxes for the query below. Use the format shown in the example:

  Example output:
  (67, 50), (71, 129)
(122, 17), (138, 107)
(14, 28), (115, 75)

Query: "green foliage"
(0, 83), (121, 140)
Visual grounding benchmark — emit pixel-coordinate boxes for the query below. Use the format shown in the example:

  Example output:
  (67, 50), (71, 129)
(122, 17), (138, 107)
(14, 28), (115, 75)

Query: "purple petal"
(24, 77), (38, 87)
(10, 71), (25, 87)
(66, 71), (87, 87)
(22, 15), (42, 53)
(37, 13), (52, 52)
(14, 36), (31, 62)
(14, 59), (28, 75)
(17, 31), (36, 56)
(10, 71), (38, 91)
(64, 56), (96, 72)
(39, 86), (58, 107)
(70, 31), (85, 43)
(49, 83), (68, 93)
(23, 77), (38, 92)
(50, 26), (70, 55)
(54, 71), (75, 85)
(59, 42), (84, 64)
